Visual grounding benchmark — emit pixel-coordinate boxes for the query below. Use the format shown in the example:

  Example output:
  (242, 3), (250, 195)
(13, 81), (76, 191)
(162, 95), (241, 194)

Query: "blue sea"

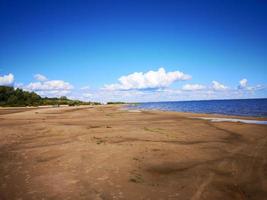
(128, 99), (267, 118)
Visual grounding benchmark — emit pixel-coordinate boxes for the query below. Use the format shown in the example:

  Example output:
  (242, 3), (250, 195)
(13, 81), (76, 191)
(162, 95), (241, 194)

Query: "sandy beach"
(0, 105), (267, 200)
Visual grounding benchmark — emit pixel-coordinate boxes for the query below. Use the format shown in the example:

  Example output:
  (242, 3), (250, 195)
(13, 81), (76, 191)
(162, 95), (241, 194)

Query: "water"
(128, 99), (267, 118)
(196, 117), (267, 125)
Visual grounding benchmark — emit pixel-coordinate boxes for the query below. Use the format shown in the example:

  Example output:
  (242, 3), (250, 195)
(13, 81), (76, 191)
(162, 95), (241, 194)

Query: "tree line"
(0, 86), (101, 107)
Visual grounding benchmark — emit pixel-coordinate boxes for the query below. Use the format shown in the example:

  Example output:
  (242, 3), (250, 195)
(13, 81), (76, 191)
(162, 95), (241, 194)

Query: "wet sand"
(0, 105), (267, 200)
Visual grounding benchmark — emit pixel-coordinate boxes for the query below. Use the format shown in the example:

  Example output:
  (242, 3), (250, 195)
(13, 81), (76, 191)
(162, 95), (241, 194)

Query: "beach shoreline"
(2, 103), (267, 121)
(1, 105), (267, 199)
(123, 104), (267, 122)
(125, 98), (267, 118)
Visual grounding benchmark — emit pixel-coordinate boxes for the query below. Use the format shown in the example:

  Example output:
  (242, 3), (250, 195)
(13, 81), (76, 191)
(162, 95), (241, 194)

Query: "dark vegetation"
(0, 86), (101, 107)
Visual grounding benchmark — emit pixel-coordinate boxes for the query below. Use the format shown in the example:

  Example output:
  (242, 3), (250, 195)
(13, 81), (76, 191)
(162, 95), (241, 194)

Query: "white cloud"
(70, 82), (266, 103)
(26, 80), (73, 91)
(182, 84), (206, 91)
(24, 75), (74, 97)
(34, 74), (47, 81)
(238, 78), (248, 89)
(36, 90), (71, 97)
(0, 73), (14, 86)
(51, 90), (70, 95)
(248, 84), (265, 91)
(212, 81), (228, 91)
(80, 86), (90, 90)
(76, 88), (239, 103)
(237, 78), (265, 91)
(104, 68), (191, 90)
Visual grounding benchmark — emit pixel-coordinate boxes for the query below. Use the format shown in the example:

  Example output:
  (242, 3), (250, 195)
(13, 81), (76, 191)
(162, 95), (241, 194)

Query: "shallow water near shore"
(195, 117), (267, 125)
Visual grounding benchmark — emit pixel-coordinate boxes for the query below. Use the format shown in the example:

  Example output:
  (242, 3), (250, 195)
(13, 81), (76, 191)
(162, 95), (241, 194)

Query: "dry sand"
(0, 105), (267, 200)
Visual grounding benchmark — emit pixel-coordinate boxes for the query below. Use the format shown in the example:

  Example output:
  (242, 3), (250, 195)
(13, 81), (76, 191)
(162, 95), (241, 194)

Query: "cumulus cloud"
(24, 75), (74, 97)
(237, 78), (265, 91)
(36, 90), (71, 97)
(238, 78), (248, 89)
(240, 79), (247, 88)
(212, 81), (228, 91)
(0, 73), (14, 86)
(34, 74), (47, 81)
(104, 68), (191, 90)
(77, 87), (238, 103)
(182, 84), (206, 91)
(71, 80), (266, 103)
(26, 80), (73, 91)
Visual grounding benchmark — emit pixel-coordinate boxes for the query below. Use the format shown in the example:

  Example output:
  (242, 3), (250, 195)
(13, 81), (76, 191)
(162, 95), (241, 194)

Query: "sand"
(0, 105), (267, 200)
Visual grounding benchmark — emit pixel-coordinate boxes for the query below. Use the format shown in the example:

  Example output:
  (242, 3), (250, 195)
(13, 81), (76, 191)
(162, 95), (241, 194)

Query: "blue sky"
(0, 0), (266, 102)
